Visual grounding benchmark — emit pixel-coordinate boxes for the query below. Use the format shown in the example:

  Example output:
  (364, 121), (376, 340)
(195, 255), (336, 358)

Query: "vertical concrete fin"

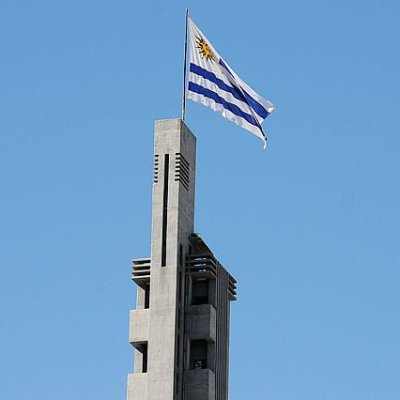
(146, 119), (196, 400)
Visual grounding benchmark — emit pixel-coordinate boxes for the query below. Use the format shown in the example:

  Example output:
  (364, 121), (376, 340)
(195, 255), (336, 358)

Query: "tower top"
(127, 120), (236, 400)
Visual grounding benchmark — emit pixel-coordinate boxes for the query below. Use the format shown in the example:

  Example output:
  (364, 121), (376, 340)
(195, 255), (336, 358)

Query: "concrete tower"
(127, 119), (237, 400)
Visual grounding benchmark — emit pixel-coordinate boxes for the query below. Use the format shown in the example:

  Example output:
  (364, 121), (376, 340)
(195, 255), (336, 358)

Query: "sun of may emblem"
(196, 36), (215, 62)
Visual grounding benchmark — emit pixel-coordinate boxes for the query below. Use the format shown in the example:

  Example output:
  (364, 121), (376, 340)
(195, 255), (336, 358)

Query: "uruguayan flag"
(186, 17), (276, 148)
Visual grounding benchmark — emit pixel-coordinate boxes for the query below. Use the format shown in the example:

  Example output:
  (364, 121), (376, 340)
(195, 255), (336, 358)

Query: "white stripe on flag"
(187, 90), (266, 144)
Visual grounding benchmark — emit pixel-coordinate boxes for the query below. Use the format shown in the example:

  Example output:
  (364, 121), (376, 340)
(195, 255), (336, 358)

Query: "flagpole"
(181, 8), (189, 122)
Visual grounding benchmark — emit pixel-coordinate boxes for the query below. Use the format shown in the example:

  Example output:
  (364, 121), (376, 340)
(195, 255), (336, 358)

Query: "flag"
(186, 17), (276, 148)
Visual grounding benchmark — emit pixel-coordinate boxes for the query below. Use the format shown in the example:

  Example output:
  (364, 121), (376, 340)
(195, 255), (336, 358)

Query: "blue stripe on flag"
(190, 63), (270, 120)
(188, 82), (260, 127)
(218, 59), (271, 121)
(190, 63), (247, 103)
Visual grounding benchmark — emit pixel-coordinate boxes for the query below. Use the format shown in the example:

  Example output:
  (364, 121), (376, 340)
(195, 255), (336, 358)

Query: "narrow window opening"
(190, 340), (207, 370)
(144, 284), (150, 309)
(177, 334), (181, 364)
(161, 154), (170, 266)
(138, 342), (148, 373)
(192, 279), (209, 305)
(178, 270), (182, 301)
(175, 372), (180, 394)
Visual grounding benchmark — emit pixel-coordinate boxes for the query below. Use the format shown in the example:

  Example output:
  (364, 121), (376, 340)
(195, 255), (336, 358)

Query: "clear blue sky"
(1, 0), (399, 399)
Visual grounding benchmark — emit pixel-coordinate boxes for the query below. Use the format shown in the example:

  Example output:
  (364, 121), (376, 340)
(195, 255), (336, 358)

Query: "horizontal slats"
(132, 258), (151, 288)
(186, 252), (237, 300)
(174, 153), (190, 190)
(153, 154), (159, 184)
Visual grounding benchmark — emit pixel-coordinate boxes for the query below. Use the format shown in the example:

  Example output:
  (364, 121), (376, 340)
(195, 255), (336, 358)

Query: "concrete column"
(147, 119), (196, 400)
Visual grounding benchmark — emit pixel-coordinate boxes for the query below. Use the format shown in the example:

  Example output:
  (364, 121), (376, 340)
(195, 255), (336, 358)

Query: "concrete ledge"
(187, 304), (216, 342)
(127, 373), (147, 400)
(185, 368), (215, 400)
(129, 309), (150, 344)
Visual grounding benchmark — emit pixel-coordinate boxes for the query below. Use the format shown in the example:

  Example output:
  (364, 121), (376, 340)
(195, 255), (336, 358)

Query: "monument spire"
(127, 119), (236, 400)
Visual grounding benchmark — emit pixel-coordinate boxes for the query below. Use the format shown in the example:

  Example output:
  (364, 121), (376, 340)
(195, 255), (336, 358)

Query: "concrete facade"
(127, 119), (236, 400)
